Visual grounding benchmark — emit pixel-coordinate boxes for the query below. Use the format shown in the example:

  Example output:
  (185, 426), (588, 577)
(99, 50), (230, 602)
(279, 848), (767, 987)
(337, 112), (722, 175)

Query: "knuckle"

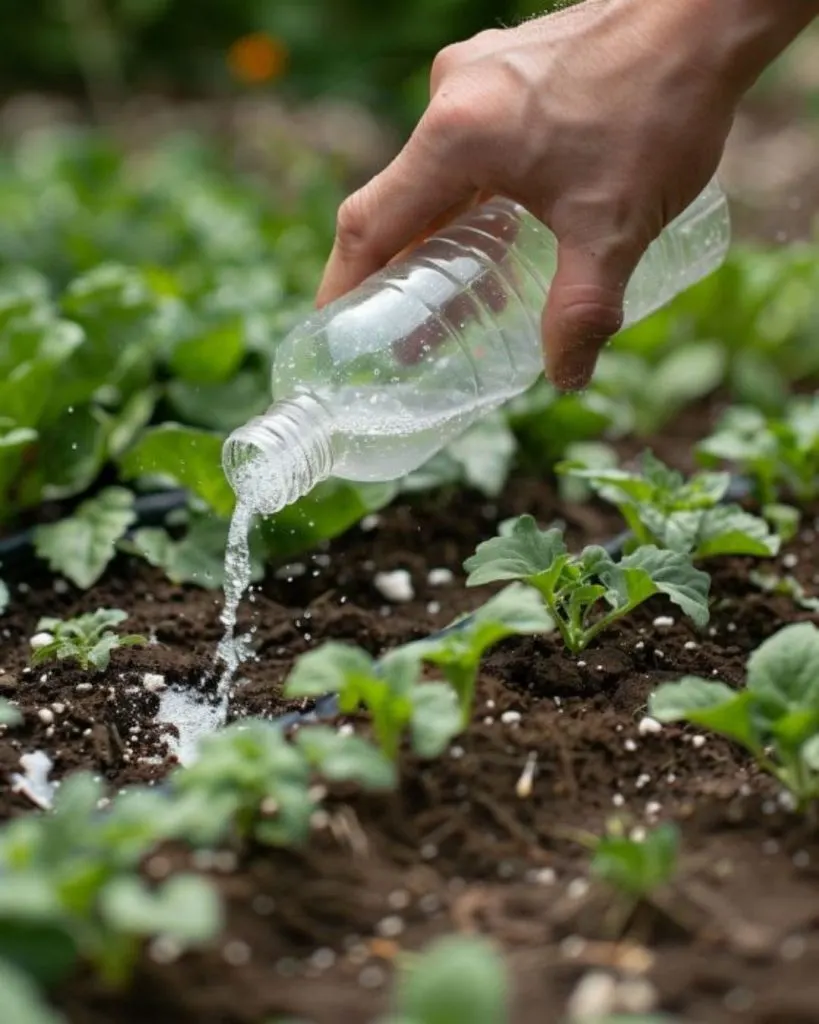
(334, 192), (370, 253)
(430, 43), (465, 86)
(560, 293), (624, 341)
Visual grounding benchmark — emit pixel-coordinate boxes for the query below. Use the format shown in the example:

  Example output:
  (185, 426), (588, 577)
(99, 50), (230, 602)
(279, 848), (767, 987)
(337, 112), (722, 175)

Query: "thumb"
(542, 239), (643, 391)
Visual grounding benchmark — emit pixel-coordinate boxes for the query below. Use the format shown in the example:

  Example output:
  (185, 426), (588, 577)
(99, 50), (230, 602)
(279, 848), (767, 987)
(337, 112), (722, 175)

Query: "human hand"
(317, 0), (815, 390)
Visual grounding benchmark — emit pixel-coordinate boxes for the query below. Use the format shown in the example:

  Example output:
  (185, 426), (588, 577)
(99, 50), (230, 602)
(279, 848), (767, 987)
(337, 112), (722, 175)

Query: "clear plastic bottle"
(224, 180), (730, 514)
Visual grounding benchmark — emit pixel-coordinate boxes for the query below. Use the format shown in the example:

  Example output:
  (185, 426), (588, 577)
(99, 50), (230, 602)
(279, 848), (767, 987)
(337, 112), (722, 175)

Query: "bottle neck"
(222, 392), (335, 515)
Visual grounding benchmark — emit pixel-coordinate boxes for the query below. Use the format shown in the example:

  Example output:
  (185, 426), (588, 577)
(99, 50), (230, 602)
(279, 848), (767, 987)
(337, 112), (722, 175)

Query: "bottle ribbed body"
(224, 180), (730, 510)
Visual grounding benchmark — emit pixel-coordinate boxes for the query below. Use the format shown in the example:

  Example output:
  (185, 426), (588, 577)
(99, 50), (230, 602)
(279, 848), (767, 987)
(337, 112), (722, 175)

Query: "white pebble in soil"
(638, 717), (662, 736)
(29, 632), (54, 650)
(427, 567), (454, 587)
(374, 570), (414, 603)
(142, 672), (167, 693)
(566, 972), (618, 1020)
(652, 616), (674, 628)
(358, 965), (387, 989)
(376, 915), (405, 938)
(501, 710), (521, 725)
(223, 940), (251, 966)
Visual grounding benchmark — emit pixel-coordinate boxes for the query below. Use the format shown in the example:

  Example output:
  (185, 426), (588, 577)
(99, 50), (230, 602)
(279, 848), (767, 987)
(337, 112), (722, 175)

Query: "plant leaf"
(464, 516), (567, 586)
(649, 678), (760, 751)
(119, 424), (234, 517)
(746, 622), (819, 713)
(295, 727), (397, 790)
(0, 698), (21, 727)
(410, 683), (463, 758)
(100, 874), (221, 943)
(0, 956), (68, 1024)
(0, 579), (8, 615)
(33, 487), (136, 589)
(695, 505), (780, 558)
(592, 823), (679, 898)
(394, 936), (508, 1024)
(285, 643), (374, 699)
(618, 546), (710, 626)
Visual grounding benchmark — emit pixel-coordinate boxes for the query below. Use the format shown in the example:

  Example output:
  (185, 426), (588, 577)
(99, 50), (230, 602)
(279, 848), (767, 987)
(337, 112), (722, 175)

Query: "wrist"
(675, 0), (819, 97)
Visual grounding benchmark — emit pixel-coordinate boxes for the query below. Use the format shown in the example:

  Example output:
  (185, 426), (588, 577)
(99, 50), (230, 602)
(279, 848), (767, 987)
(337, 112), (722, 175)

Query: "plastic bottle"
(223, 180), (730, 514)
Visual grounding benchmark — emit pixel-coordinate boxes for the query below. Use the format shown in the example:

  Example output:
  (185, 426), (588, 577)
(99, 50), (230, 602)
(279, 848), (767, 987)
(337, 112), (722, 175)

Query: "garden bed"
(4, 422), (819, 1024)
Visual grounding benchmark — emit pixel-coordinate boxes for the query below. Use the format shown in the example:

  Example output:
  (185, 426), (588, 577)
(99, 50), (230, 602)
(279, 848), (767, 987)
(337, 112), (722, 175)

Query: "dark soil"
(5, 411), (819, 1024)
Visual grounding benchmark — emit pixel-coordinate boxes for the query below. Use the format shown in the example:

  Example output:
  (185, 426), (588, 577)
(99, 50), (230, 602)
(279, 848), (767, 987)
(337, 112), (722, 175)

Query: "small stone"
(426, 601), (441, 615)
(652, 616), (674, 628)
(560, 935), (587, 959)
(29, 632), (53, 650)
(645, 801), (662, 818)
(149, 936), (182, 964)
(526, 866), (556, 885)
(683, 640), (698, 650)
(783, 553), (799, 569)
(223, 940), (251, 966)
(76, 683), (93, 693)
(427, 568), (454, 586)
(624, 738), (637, 752)
(374, 570), (414, 603)
(387, 889), (411, 911)
(501, 710), (521, 725)
(51, 703), (65, 714)
(310, 947), (336, 971)
(638, 717), (662, 736)
(566, 971), (618, 1020)
(612, 793), (625, 807)
(376, 915), (405, 938)
(359, 965), (387, 989)
(616, 977), (658, 1014)
(567, 878), (590, 900)
(360, 514), (381, 532)
(142, 672), (167, 693)
(691, 735), (706, 749)
(37, 708), (54, 725)
(636, 773), (651, 790)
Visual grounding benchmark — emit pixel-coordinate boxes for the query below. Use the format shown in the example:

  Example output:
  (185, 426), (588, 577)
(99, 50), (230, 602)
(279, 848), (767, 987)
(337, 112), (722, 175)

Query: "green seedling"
(30, 608), (147, 672)
(384, 935), (508, 1024)
(409, 584), (552, 724)
(558, 450), (779, 560)
(463, 516), (710, 655)
(591, 822), (680, 901)
(0, 773), (221, 988)
(750, 570), (819, 612)
(650, 622), (819, 811)
(172, 720), (395, 848)
(0, 578), (8, 615)
(285, 644), (462, 761)
(698, 397), (819, 505)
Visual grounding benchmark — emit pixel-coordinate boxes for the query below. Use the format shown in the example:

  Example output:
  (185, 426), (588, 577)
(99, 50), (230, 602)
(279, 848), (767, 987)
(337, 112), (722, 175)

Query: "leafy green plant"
(33, 487), (136, 589)
(463, 516), (710, 654)
(384, 935), (508, 1024)
(0, 774), (221, 987)
(559, 450), (779, 560)
(591, 823), (679, 900)
(409, 584), (552, 724)
(30, 608), (147, 672)
(172, 720), (395, 847)
(650, 623), (819, 811)
(285, 644), (462, 761)
(698, 398), (819, 505)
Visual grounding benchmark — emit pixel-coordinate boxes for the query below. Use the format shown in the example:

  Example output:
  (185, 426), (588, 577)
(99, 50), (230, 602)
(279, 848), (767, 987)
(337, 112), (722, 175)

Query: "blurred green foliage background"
(0, 0), (562, 126)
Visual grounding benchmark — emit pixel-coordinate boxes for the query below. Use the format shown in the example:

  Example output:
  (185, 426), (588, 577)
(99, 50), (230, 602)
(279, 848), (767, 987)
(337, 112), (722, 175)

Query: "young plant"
(463, 516), (710, 655)
(558, 450), (779, 560)
(30, 608), (147, 672)
(698, 397), (819, 505)
(650, 623), (819, 811)
(285, 644), (462, 761)
(591, 822), (679, 901)
(0, 773), (221, 988)
(384, 935), (508, 1024)
(172, 719), (396, 848)
(409, 583), (553, 724)
(750, 569), (819, 612)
